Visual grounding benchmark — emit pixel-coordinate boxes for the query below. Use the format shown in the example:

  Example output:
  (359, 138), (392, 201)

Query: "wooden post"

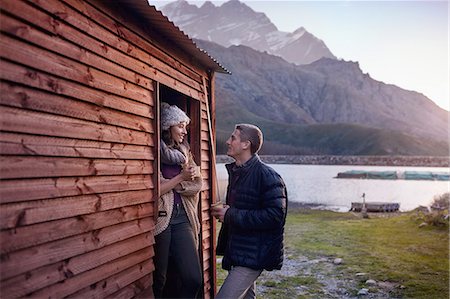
(202, 73), (219, 298)
(153, 82), (161, 223)
(362, 193), (369, 218)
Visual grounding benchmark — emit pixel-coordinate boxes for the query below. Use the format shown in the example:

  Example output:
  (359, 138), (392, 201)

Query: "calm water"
(216, 163), (449, 212)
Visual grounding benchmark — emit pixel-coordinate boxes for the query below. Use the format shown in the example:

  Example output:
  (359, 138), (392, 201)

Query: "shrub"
(412, 193), (449, 227)
(430, 192), (449, 211)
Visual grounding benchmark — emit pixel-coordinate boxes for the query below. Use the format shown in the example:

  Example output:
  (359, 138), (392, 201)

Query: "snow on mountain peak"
(160, 0), (335, 65)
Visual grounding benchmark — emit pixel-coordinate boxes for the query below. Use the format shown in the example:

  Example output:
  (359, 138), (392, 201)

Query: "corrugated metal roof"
(116, 0), (230, 74)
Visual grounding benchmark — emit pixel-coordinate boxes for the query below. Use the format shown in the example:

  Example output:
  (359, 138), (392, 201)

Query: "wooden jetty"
(350, 202), (400, 212)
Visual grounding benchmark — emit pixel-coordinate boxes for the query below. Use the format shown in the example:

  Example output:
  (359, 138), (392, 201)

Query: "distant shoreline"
(216, 155), (449, 167)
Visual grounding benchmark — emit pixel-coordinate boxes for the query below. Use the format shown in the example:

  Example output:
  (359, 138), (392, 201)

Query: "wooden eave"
(112, 0), (230, 75)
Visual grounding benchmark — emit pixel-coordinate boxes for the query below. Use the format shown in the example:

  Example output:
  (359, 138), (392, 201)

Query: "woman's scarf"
(160, 139), (188, 165)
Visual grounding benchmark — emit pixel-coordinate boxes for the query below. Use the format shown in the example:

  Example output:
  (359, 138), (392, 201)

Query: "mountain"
(160, 0), (335, 65)
(157, 0), (449, 155)
(195, 40), (449, 155)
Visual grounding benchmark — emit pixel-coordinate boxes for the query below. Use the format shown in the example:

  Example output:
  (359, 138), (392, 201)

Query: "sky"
(152, 0), (449, 111)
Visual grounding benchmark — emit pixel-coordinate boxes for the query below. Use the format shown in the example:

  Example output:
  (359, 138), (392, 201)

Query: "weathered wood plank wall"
(0, 0), (217, 297)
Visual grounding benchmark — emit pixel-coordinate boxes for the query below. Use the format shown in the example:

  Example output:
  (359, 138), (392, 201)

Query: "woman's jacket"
(155, 158), (203, 248)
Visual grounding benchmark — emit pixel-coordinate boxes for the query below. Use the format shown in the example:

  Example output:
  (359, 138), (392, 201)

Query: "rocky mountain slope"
(160, 0), (335, 64)
(196, 40), (449, 155)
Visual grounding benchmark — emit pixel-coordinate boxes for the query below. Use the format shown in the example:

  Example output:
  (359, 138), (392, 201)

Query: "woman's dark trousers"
(153, 204), (202, 298)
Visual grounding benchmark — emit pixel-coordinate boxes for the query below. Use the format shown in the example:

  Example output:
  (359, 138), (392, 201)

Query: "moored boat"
(350, 202), (400, 212)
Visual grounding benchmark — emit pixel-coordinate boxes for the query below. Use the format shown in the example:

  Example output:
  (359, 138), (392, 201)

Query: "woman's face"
(170, 122), (188, 143)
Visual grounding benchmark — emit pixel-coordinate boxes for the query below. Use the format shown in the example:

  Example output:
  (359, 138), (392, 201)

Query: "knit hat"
(160, 102), (190, 131)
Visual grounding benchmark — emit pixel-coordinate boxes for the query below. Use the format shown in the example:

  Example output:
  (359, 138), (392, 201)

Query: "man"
(211, 123), (288, 299)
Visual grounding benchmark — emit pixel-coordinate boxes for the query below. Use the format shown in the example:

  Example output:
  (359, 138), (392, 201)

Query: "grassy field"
(216, 209), (449, 298)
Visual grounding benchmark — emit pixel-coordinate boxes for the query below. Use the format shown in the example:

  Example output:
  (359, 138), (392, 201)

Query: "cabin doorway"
(159, 84), (201, 165)
(156, 84), (203, 298)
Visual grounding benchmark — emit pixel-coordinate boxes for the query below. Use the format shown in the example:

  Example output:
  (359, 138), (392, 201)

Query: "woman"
(153, 102), (203, 298)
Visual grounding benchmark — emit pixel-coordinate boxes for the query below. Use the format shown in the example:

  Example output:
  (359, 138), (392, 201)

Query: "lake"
(216, 163), (449, 212)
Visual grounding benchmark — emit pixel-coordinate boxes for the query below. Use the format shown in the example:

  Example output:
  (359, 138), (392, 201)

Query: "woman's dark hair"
(161, 129), (173, 146)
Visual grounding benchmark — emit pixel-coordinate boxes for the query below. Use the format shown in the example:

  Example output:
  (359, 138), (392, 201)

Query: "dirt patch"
(256, 250), (401, 298)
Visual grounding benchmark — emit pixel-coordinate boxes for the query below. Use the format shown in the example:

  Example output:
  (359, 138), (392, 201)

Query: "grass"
(216, 209), (449, 298)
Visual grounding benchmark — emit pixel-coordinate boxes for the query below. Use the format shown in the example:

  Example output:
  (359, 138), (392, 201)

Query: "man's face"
(226, 129), (249, 158)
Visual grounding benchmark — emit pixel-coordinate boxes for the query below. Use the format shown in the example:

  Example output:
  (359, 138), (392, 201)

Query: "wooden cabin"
(0, 0), (228, 298)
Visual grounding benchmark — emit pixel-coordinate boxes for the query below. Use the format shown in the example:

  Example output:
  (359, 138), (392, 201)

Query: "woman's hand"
(181, 165), (196, 181)
(159, 165), (196, 196)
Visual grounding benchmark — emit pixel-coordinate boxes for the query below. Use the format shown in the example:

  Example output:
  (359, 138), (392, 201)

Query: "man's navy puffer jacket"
(217, 155), (288, 271)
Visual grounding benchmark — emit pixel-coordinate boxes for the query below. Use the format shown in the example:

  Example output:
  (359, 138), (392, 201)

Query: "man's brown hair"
(235, 124), (263, 155)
